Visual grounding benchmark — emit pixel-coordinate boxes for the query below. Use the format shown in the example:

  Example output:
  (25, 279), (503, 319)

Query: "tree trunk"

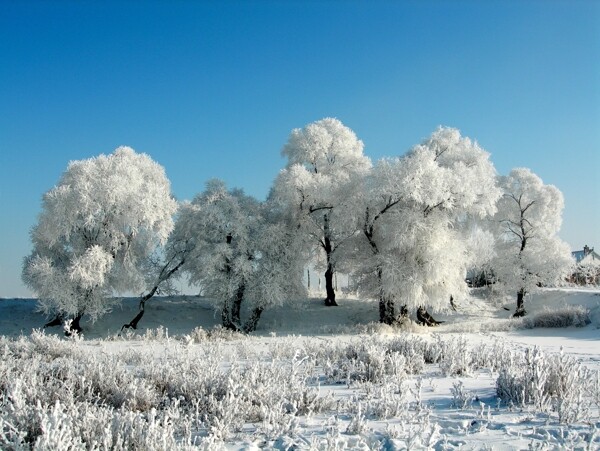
(379, 294), (390, 324)
(65, 312), (84, 336)
(324, 263), (337, 306)
(121, 308), (145, 332)
(243, 307), (264, 333)
(378, 297), (396, 324)
(120, 254), (186, 332)
(379, 297), (396, 325)
(221, 233), (239, 330)
(322, 213), (338, 306)
(231, 284), (245, 329)
(513, 288), (527, 317)
(44, 314), (63, 329)
(417, 306), (443, 326)
(222, 298), (235, 330)
(449, 295), (457, 311)
(377, 268), (395, 324)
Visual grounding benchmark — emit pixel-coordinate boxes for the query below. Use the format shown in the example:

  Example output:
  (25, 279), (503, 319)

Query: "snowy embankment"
(1, 288), (599, 450)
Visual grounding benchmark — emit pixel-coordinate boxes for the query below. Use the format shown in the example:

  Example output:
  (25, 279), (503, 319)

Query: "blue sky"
(1, 1), (598, 297)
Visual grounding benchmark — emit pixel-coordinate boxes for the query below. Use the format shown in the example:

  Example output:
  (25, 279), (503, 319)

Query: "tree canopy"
(352, 127), (502, 323)
(273, 118), (371, 306)
(22, 147), (177, 324)
(23, 121), (577, 331)
(491, 168), (573, 316)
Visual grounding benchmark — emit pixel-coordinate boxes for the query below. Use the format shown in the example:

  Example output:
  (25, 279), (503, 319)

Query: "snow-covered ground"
(1, 288), (599, 449)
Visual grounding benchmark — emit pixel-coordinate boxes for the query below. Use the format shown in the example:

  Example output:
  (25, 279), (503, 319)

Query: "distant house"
(570, 245), (600, 285)
(572, 245), (600, 264)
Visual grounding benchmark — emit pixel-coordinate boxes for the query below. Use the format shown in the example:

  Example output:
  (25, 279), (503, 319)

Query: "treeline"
(23, 119), (573, 333)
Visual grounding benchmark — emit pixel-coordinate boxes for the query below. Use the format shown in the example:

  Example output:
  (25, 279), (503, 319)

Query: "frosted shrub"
(360, 380), (409, 420)
(450, 380), (474, 410)
(143, 325), (168, 341)
(522, 305), (591, 329)
(470, 339), (512, 373)
(546, 349), (594, 423)
(34, 400), (84, 450)
(435, 335), (473, 376)
(496, 347), (551, 411)
(29, 329), (78, 360)
(202, 387), (245, 440)
(318, 339), (408, 384)
(317, 334), (449, 384)
(378, 411), (439, 450)
(2, 330), (598, 448)
(258, 404), (300, 440)
(385, 334), (429, 372)
(496, 346), (596, 423)
(139, 347), (225, 406)
(430, 334), (511, 376)
(179, 325), (247, 345)
(345, 402), (369, 435)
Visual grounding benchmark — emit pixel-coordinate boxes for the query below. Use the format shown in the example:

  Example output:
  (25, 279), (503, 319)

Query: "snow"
(1, 288), (599, 449)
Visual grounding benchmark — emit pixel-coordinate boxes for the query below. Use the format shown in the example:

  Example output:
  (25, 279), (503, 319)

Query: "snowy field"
(1, 288), (599, 450)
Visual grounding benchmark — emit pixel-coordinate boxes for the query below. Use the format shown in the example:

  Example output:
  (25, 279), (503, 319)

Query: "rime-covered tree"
(272, 118), (371, 306)
(354, 127), (501, 324)
(178, 180), (305, 332)
(491, 168), (573, 316)
(22, 147), (177, 332)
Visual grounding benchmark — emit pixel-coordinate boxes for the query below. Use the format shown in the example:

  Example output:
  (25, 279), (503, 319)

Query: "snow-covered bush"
(1, 330), (598, 448)
(522, 305), (591, 328)
(450, 380), (475, 410)
(436, 335), (473, 376)
(496, 346), (596, 423)
(385, 334), (431, 372)
(469, 338), (513, 373)
(345, 402), (369, 434)
(309, 338), (411, 384)
(571, 260), (600, 285)
(184, 325), (246, 343)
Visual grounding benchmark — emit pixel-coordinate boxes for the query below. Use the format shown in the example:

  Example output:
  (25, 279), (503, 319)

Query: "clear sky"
(1, 0), (598, 298)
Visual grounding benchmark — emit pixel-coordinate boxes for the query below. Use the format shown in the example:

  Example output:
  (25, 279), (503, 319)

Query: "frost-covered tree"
(178, 180), (305, 332)
(353, 127), (501, 324)
(572, 259), (600, 285)
(491, 168), (573, 316)
(22, 147), (177, 331)
(272, 118), (371, 306)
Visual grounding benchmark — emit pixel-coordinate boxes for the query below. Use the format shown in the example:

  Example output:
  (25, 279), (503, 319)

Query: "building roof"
(572, 248), (600, 263)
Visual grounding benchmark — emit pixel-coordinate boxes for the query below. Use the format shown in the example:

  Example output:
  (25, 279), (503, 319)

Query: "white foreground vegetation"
(0, 289), (599, 450)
